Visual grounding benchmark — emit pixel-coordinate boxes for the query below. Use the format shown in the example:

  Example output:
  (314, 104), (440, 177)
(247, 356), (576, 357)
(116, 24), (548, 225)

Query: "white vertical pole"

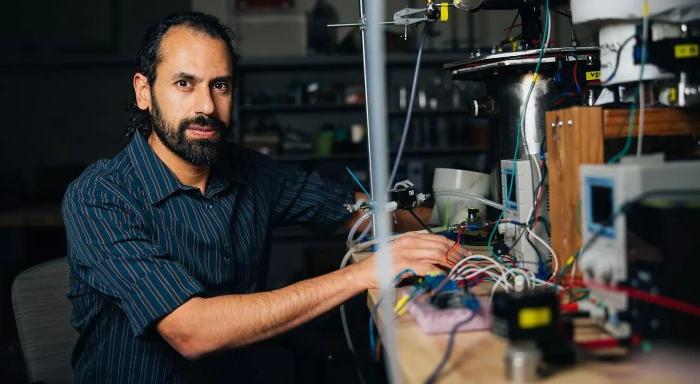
(365, 0), (400, 382)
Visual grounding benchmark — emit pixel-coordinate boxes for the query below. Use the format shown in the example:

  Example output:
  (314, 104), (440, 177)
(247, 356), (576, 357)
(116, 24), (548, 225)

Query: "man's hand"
(355, 232), (466, 289)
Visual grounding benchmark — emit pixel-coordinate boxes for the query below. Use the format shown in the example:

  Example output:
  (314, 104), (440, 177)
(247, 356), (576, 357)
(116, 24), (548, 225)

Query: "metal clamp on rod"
(327, 1), (449, 39)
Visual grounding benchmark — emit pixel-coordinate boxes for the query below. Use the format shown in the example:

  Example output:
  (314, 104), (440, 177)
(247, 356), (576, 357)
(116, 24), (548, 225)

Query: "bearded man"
(62, 12), (452, 383)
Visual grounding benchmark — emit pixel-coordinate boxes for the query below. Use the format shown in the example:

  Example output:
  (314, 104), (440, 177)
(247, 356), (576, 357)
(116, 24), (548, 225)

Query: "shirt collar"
(127, 133), (245, 205)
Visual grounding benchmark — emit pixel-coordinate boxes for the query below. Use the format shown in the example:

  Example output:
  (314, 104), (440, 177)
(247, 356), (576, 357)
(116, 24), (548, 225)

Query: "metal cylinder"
(505, 342), (541, 383)
(488, 72), (552, 162)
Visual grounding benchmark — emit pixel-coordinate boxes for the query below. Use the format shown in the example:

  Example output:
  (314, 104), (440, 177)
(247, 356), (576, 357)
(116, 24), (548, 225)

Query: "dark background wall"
(0, 1), (190, 381)
(0, 0), (190, 206)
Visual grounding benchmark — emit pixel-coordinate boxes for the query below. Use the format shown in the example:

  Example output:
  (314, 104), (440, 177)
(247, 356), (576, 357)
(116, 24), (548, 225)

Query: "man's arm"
(157, 232), (456, 360)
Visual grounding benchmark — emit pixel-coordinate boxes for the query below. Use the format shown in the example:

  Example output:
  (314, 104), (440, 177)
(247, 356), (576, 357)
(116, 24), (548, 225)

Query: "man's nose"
(194, 86), (215, 116)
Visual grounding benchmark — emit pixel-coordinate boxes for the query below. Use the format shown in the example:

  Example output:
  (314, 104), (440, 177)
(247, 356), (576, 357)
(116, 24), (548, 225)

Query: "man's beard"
(150, 96), (229, 166)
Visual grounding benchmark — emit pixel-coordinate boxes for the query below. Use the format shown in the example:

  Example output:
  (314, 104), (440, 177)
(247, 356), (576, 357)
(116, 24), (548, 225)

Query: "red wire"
(445, 227), (464, 266)
(577, 279), (700, 318)
(576, 338), (620, 349)
(504, 23), (522, 34)
(573, 60), (581, 92)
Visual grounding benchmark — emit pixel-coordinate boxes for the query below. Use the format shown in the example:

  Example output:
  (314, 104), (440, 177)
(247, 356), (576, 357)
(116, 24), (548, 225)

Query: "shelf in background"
(239, 53), (475, 71)
(239, 104), (468, 116)
(239, 104), (365, 113)
(271, 146), (489, 162)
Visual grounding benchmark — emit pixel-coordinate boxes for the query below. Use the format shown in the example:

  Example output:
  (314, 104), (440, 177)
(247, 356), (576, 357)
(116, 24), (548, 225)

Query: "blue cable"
(346, 166), (371, 199)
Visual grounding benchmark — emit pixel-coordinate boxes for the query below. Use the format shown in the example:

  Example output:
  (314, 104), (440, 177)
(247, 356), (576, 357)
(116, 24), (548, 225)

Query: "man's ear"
(133, 73), (152, 111)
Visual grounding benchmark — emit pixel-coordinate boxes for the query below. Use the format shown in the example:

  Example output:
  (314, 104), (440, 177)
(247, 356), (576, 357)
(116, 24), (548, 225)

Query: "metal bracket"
(393, 7), (428, 26)
(327, 5), (434, 39)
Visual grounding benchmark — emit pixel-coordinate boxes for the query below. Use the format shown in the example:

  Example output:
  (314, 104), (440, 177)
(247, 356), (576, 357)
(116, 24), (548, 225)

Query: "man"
(63, 12), (455, 383)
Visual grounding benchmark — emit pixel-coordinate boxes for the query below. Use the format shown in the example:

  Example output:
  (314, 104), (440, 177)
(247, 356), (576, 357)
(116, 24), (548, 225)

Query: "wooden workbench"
(351, 244), (700, 384)
(366, 287), (699, 383)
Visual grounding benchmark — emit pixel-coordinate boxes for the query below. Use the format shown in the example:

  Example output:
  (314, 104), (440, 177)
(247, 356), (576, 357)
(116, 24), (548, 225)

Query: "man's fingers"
(409, 262), (444, 277)
(395, 232), (455, 250)
(397, 247), (453, 268)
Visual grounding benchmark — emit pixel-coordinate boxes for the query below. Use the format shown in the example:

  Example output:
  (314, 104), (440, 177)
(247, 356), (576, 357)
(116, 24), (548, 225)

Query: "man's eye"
(213, 82), (229, 91)
(176, 80), (190, 88)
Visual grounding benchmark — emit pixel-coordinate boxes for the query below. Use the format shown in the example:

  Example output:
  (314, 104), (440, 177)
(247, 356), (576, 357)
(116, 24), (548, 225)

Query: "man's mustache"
(180, 114), (227, 132)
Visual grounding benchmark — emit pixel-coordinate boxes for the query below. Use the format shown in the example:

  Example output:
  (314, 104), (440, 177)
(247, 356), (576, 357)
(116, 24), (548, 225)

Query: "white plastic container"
(432, 168), (492, 226)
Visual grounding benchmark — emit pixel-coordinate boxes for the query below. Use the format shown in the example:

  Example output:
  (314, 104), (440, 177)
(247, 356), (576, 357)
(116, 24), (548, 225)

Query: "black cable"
(504, 10), (520, 38)
(535, 216), (551, 238)
(525, 231), (545, 264)
(408, 208), (435, 234)
(551, 8), (572, 18)
(602, 35), (636, 84)
(424, 311), (478, 384)
(568, 7), (578, 46)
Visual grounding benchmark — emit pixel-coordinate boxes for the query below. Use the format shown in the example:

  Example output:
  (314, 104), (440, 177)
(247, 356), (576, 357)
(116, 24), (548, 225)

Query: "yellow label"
(518, 307), (552, 329)
(675, 44), (699, 58)
(586, 71), (601, 81)
(440, 3), (449, 22)
(668, 87), (677, 103)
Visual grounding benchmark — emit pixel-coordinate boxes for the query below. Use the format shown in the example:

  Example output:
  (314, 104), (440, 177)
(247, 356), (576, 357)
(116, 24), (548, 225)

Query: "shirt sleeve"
(62, 173), (205, 337)
(250, 154), (353, 232)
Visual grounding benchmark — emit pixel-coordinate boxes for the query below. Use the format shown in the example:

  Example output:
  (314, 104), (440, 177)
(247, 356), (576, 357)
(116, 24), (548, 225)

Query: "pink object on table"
(408, 298), (491, 334)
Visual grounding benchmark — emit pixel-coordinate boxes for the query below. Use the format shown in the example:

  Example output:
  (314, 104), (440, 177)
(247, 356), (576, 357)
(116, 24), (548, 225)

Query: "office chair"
(12, 257), (77, 384)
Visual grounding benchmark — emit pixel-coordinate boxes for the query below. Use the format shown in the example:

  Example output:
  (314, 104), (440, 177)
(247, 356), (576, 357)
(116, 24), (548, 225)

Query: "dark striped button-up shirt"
(62, 133), (352, 383)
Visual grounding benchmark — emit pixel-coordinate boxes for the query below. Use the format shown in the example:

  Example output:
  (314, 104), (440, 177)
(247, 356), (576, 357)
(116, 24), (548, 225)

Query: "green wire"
(488, 0), (550, 256)
(607, 97), (638, 164)
(607, 26), (647, 163)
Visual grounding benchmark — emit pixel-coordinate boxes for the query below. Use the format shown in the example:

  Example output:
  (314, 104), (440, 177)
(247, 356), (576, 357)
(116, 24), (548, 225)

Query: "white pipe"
(348, 211), (372, 244)
(433, 191), (505, 210)
(358, 0), (374, 219)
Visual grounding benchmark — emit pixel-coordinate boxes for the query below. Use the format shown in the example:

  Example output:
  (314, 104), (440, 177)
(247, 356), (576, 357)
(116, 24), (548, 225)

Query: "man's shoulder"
(63, 149), (139, 204)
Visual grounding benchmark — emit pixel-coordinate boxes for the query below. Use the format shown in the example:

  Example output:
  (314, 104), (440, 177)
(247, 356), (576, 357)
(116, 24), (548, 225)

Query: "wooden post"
(546, 107), (605, 273)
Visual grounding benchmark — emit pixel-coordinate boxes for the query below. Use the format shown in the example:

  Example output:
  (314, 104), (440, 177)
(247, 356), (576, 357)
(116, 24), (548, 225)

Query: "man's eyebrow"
(210, 75), (233, 84)
(171, 72), (201, 82)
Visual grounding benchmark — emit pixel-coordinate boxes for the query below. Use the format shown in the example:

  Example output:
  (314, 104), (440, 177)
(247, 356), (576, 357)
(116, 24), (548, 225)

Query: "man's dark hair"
(127, 12), (239, 138)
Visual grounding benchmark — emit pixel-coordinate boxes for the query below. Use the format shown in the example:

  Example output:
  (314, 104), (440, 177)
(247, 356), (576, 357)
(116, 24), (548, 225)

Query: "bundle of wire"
(448, 253), (562, 303)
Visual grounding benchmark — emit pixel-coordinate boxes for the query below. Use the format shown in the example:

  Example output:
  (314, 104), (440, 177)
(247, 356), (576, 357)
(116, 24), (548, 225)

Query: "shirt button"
(206, 204), (213, 210)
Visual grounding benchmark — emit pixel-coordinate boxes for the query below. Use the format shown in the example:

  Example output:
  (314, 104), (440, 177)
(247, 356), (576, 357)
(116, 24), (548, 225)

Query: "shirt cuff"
(310, 183), (354, 234)
(120, 262), (206, 337)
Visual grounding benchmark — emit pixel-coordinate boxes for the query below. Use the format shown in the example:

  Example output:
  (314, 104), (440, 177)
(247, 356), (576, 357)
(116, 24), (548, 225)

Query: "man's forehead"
(157, 26), (232, 76)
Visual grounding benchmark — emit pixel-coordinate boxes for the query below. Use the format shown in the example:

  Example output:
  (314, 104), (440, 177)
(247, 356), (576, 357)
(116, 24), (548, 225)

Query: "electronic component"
(499, 159), (549, 273)
(491, 290), (557, 341)
(579, 159), (700, 338)
(463, 208), (484, 234)
(492, 290), (575, 381)
(409, 282), (489, 334)
(389, 180), (428, 210)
